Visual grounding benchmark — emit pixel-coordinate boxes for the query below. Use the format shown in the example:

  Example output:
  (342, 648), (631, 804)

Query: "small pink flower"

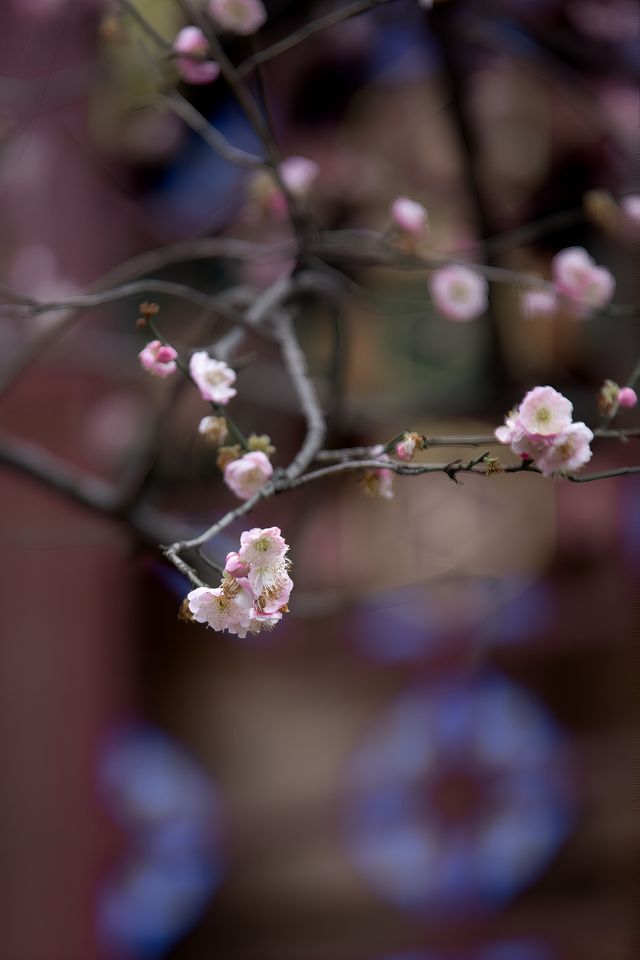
(535, 422), (594, 477)
(208, 0), (267, 35)
(428, 264), (489, 322)
(189, 352), (237, 404)
(238, 526), (288, 566)
(521, 288), (557, 320)
(187, 583), (253, 637)
(279, 156), (319, 198)
(518, 386), (573, 437)
(391, 196), (428, 238)
(617, 386), (638, 408)
(552, 246), (615, 313)
(139, 340), (178, 378)
(223, 451), (273, 500)
(224, 551), (250, 578)
(258, 572), (293, 615)
(173, 26), (220, 84)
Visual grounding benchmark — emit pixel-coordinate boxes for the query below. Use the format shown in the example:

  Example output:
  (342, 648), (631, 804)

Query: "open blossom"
(535, 423), (594, 477)
(496, 386), (593, 476)
(185, 527), (292, 639)
(139, 340), (178, 378)
(189, 352), (237, 404)
(173, 27), (220, 84)
(428, 264), (489, 321)
(552, 247), (615, 313)
(208, 0), (266, 35)
(391, 196), (428, 238)
(518, 386), (573, 437)
(223, 451), (273, 500)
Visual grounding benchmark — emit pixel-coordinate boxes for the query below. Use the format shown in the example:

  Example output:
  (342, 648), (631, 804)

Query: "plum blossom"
(496, 386), (594, 477)
(173, 27), (220, 85)
(223, 451), (273, 500)
(517, 386), (573, 437)
(208, 0), (267, 35)
(187, 582), (253, 637)
(521, 288), (557, 320)
(535, 423), (594, 477)
(552, 247), (615, 314)
(391, 196), (429, 238)
(139, 340), (178, 378)
(189, 352), (237, 404)
(185, 527), (292, 638)
(428, 264), (489, 321)
(360, 446), (394, 500)
(618, 387), (638, 408)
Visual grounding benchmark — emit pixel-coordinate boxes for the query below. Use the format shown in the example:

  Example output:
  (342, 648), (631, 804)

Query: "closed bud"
(583, 189), (620, 233)
(198, 415), (228, 445)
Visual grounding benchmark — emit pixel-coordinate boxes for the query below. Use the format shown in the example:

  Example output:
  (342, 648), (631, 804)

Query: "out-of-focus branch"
(236, 0), (393, 78)
(160, 93), (266, 168)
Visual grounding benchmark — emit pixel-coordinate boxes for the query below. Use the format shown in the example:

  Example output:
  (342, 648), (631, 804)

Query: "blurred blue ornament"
(346, 674), (574, 917)
(98, 727), (224, 957)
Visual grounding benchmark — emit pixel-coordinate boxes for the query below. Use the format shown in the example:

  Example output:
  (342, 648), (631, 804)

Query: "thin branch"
(274, 313), (327, 479)
(237, 0), (392, 78)
(160, 93), (266, 169)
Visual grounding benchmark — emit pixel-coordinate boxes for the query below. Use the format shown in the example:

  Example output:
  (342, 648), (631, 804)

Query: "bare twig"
(160, 93), (266, 169)
(237, 0), (393, 78)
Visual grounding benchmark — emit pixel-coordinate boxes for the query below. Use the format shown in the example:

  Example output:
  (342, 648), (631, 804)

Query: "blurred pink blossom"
(391, 196), (429, 238)
(223, 451), (273, 500)
(139, 341), (178, 379)
(208, 0), (267, 35)
(552, 246), (615, 314)
(428, 264), (488, 321)
(617, 387), (638, 408)
(189, 353), (237, 404)
(174, 27), (220, 85)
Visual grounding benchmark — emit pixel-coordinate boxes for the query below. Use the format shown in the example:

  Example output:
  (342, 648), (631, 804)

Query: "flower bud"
(247, 433), (276, 455)
(198, 415), (228, 445)
(224, 552), (250, 578)
(618, 386), (638, 409)
(216, 444), (242, 470)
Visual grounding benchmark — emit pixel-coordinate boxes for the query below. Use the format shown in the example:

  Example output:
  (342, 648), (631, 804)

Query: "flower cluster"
(495, 386), (594, 477)
(186, 527), (292, 638)
(521, 247), (615, 320)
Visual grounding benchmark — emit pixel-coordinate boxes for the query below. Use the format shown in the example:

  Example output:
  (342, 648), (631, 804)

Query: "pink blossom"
(189, 352), (237, 404)
(391, 196), (428, 238)
(139, 340), (178, 379)
(208, 0), (267, 35)
(279, 156), (319, 197)
(187, 584), (253, 637)
(223, 451), (273, 500)
(535, 423), (594, 477)
(428, 264), (489, 322)
(552, 246), (615, 313)
(258, 572), (293, 614)
(518, 386), (573, 437)
(224, 552), (250, 578)
(521, 288), (557, 320)
(617, 386), (638, 408)
(239, 526), (288, 566)
(173, 27), (220, 84)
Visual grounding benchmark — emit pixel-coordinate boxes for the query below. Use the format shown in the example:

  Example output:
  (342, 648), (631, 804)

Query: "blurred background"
(0, 1), (638, 958)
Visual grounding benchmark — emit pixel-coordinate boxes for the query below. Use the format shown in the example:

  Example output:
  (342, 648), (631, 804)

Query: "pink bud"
(173, 26), (220, 85)
(139, 340), (178, 379)
(395, 437), (416, 462)
(617, 386), (638, 408)
(156, 345), (175, 363)
(390, 196), (428, 238)
(224, 551), (250, 578)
